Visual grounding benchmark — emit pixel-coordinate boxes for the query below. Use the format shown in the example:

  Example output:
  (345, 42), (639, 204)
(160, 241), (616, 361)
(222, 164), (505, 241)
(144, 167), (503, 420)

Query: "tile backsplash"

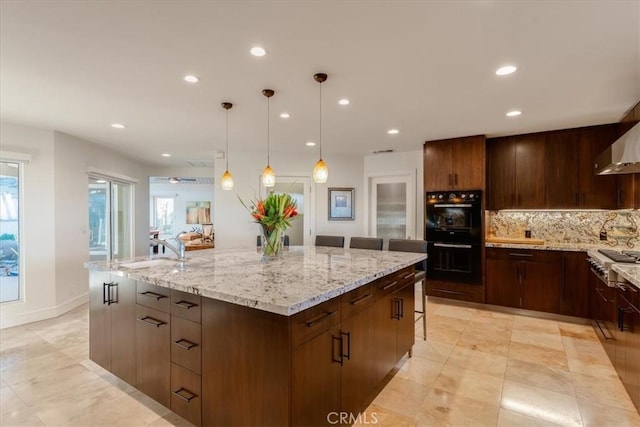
(487, 210), (640, 247)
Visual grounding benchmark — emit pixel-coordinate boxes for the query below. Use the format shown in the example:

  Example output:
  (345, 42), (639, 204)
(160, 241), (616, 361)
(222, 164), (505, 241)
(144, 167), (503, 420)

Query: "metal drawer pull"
(174, 338), (198, 350)
(434, 243), (472, 248)
(140, 291), (167, 300)
(173, 387), (197, 403)
(305, 310), (337, 328)
(403, 273), (415, 280)
(174, 300), (197, 310)
(138, 316), (166, 327)
(509, 253), (533, 257)
(381, 280), (398, 291)
(350, 294), (372, 305)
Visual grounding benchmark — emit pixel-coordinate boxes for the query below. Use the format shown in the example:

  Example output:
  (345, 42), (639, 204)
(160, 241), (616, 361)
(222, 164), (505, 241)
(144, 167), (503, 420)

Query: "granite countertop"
(612, 264), (640, 290)
(85, 246), (426, 316)
(485, 241), (637, 252)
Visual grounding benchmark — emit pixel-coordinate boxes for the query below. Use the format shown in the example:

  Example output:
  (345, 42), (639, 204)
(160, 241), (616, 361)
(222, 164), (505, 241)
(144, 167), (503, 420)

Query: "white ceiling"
(1, 1), (639, 167)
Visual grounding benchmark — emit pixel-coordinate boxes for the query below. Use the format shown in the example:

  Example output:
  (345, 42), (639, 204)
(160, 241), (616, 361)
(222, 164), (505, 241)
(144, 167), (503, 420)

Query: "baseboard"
(0, 292), (88, 329)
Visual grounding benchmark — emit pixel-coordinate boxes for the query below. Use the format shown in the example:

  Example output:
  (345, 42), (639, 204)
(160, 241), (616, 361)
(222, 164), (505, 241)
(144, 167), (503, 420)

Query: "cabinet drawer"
(171, 363), (201, 426)
(375, 267), (414, 300)
(136, 282), (170, 313)
(171, 316), (201, 374)
(171, 289), (202, 323)
(487, 247), (557, 262)
(291, 298), (340, 347)
(341, 282), (375, 319)
(135, 305), (170, 407)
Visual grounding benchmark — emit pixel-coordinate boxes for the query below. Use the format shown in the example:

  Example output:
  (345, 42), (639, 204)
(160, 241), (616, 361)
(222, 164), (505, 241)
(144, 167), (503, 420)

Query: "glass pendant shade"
(262, 164), (276, 187)
(312, 158), (328, 183)
(221, 170), (234, 191)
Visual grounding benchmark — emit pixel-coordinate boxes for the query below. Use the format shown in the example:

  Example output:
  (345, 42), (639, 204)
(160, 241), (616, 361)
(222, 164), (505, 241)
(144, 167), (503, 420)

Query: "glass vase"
(261, 225), (284, 261)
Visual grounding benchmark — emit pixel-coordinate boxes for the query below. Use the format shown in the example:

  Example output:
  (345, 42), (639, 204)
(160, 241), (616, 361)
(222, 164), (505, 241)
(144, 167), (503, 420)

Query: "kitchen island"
(86, 246), (426, 426)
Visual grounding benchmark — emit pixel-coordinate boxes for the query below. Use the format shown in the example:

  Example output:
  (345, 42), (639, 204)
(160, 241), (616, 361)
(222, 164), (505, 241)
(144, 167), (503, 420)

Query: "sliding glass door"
(0, 161), (21, 303)
(89, 177), (133, 261)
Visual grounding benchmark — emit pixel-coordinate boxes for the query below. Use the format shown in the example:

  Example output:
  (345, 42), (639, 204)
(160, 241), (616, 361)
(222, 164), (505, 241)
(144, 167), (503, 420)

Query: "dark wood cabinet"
(557, 251), (589, 318)
(487, 134), (545, 210)
(486, 248), (563, 314)
(136, 304), (170, 407)
(424, 135), (485, 191)
(615, 284), (640, 411)
(89, 272), (136, 385)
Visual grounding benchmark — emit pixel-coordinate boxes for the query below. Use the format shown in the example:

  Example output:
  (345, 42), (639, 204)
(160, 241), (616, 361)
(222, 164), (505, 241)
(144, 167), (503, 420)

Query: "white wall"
(364, 150), (424, 240)
(0, 122), (57, 328)
(214, 150), (365, 248)
(0, 123), (152, 328)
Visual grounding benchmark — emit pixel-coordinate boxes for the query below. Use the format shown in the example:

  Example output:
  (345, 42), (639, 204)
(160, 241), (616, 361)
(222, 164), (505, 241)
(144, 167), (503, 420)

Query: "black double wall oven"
(425, 191), (482, 284)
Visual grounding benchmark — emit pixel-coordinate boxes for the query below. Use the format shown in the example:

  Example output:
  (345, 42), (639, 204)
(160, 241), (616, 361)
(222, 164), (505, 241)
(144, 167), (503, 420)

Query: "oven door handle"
(433, 243), (472, 249)
(433, 204), (473, 208)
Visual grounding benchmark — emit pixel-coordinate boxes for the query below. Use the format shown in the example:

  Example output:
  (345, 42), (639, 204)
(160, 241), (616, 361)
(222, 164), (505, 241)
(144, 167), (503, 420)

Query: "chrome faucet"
(152, 232), (187, 261)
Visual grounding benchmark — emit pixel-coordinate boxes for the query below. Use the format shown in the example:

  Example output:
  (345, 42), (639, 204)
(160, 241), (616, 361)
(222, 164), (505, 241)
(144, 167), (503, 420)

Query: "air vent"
(150, 177), (215, 185)
(372, 149), (396, 154)
(185, 160), (215, 168)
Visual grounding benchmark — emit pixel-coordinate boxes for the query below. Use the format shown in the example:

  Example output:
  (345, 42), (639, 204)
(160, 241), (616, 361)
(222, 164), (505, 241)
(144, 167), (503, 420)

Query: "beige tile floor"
(1, 297), (640, 426)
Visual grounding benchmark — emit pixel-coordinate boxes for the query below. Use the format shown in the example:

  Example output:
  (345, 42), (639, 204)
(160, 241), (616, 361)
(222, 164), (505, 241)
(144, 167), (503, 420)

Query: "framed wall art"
(328, 187), (354, 220)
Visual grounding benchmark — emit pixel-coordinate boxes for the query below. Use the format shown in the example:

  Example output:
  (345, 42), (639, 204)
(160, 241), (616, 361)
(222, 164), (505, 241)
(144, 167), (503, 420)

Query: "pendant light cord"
(319, 81), (323, 159)
(267, 96), (271, 165)
(225, 108), (229, 170)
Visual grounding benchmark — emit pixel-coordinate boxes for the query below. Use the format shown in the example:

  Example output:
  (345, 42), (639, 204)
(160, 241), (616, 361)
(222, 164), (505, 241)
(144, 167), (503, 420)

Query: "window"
(0, 161), (21, 303)
(154, 196), (175, 238)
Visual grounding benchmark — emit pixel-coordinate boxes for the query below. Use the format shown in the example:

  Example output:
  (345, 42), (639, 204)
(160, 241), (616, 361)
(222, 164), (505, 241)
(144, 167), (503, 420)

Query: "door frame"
(260, 176), (314, 246)
(365, 169), (417, 240)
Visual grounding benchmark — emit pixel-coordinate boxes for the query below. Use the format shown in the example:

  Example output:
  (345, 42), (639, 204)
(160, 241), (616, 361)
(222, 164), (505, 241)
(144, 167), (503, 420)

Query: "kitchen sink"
(118, 259), (179, 269)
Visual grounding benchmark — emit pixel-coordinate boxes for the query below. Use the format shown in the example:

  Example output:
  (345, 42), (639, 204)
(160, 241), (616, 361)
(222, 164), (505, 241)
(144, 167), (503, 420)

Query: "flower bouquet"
(242, 192), (298, 259)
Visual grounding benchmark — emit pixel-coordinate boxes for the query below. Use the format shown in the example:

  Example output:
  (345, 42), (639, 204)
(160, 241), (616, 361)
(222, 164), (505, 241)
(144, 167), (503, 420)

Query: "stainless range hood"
(594, 122), (640, 175)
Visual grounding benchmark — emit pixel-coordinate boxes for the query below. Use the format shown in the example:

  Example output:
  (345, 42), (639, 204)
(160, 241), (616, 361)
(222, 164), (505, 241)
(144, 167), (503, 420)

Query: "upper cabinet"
(486, 133), (545, 210)
(424, 135), (485, 191)
(487, 124), (623, 210)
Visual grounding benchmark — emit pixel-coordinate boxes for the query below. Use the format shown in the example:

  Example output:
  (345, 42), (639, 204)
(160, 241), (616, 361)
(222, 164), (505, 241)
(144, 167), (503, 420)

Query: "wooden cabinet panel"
(170, 363), (202, 426)
(521, 258), (562, 313)
(171, 316), (201, 374)
(170, 289), (201, 323)
(486, 137), (516, 210)
(136, 305), (170, 407)
(545, 130), (580, 208)
(341, 307), (375, 415)
(291, 326), (342, 427)
(291, 297), (340, 347)
(136, 281), (170, 312)
(89, 271), (111, 372)
(486, 255), (519, 308)
(396, 282), (415, 360)
(514, 134), (546, 208)
(373, 293), (400, 386)
(110, 277), (137, 385)
(557, 252), (589, 318)
(580, 125), (619, 209)
(424, 135), (485, 191)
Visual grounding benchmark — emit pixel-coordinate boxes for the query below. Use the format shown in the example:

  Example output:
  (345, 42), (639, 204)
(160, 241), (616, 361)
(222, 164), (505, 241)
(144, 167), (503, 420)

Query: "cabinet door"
(291, 326), (342, 427)
(487, 137), (516, 210)
(557, 252), (589, 318)
(628, 308), (640, 409)
(341, 306), (375, 416)
(110, 277), (137, 386)
(396, 282), (415, 361)
(486, 256), (519, 308)
(451, 135), (485, 190)
(545, 130), (580, 208)
(580, 125), (619, 209)
(515, 134), (546, 208)
(521, 259), (562, 314)
(424, 140), (453, 190)
(89, 271), (111, 371)
(372, 293), (399, 386)
(136, 305), (170, 407)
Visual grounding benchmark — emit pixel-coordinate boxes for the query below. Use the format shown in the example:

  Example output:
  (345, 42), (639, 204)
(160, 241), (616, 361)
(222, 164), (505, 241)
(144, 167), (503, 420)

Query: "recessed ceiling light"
(506, 110), (522, 117)
(496, 65), (518, 76)
(184, 75), (199, 83)
(250, 46), (266, 57)
(305, 141), (316, 147)
(387, 129), (399, 135)
(111, 123), (126, 129)
(95, 179), (106, 184)
(280, 112), (290, 119)
(338, 99), (350, 106)
(161, 153), (171, 158)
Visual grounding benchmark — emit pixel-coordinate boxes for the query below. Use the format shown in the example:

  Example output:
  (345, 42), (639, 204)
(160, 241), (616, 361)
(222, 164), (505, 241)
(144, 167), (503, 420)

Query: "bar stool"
(388, 239), (428, 340)
(315, 235), (345, 248)
(349, 237), (383, 250)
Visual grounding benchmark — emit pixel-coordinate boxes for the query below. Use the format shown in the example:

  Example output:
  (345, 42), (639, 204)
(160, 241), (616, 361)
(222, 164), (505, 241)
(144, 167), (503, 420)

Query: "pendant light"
(261, 89), (276, 187)
(312, 73), (329, 183)
(220, 102), (234, 191)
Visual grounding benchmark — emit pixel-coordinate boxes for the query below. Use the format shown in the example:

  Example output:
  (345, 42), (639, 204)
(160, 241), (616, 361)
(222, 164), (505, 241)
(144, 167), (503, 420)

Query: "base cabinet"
(135, 304), (170, 407)
(89, 272), (136, 386)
